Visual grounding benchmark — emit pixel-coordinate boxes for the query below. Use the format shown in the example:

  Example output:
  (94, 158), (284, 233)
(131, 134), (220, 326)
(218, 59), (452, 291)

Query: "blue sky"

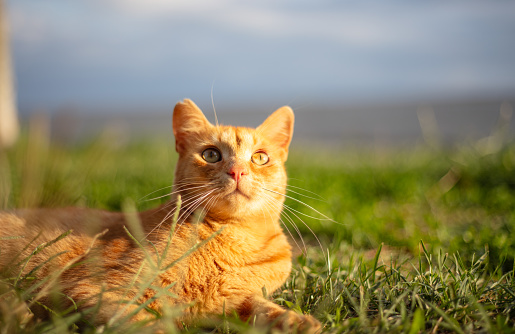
(7, 0), (515, 113)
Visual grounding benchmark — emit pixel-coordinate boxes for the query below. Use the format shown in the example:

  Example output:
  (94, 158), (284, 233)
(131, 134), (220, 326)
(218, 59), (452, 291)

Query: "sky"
(6, 0), (515, 114)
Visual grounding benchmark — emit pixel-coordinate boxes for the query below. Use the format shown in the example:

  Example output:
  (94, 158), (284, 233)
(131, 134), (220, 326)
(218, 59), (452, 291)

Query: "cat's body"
(0, 100), (320, 332)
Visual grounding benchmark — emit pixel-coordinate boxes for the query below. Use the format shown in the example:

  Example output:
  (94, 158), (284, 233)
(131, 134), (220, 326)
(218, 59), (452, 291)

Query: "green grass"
(1, 126), (514, 333)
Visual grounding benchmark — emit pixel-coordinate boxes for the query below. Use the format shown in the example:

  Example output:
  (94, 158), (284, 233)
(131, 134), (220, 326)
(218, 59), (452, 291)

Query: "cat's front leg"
(237, 295), (321, 333)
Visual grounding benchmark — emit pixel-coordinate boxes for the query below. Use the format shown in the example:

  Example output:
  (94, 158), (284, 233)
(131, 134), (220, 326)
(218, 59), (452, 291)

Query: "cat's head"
(172, 99), (294, 220)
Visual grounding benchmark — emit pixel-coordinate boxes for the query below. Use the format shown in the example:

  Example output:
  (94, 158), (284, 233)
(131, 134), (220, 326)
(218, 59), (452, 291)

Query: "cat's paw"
(272, 311), (322, 333)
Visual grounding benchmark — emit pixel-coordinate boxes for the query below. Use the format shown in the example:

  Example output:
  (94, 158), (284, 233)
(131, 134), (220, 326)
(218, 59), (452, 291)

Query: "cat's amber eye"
(252, 152), (269, 165)
(202, 148), (222, 163)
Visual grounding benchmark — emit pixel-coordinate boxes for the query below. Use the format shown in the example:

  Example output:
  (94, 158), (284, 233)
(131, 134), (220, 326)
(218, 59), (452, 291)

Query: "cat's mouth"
(235, 188), (251, 198)
(227, 183), (252, 200)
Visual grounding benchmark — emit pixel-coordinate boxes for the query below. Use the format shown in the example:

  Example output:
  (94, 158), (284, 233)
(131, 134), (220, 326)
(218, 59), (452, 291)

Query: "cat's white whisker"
(195, 192), (219, 225)
(259, 193), (282, 235)
(174, 189), (216, 230)
(150, 182), (213, 207)
(170, 191), (217, 240)
(261, 191), (307, 256)
(153, 185), (214, 217)
(264, 182), (326, 203)
(146, 188), (216, 237)
(138, 184), (173, 201)
(172, 192), (211, 225)
(281, 204), (327, 262)
(281, 203), (343, 224)
(260, 182), (333, 260)
(280, 216), (307, 257)
(143, 184), (211, 202)
(285, 188), (326, 202)
(199, 193), (222, 225)
(262, 187), (337, 223)
(258, 204), (272, 234)
(286, 184), (326, 201)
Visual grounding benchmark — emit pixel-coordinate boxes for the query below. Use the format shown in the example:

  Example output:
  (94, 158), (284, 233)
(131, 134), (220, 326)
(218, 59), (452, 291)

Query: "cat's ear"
(257, 106), (294, 160)
(173, 99), (212, 154)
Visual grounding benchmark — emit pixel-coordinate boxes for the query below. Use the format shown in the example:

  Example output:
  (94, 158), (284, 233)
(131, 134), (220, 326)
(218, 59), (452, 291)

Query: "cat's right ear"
(173, 99), (212, 154)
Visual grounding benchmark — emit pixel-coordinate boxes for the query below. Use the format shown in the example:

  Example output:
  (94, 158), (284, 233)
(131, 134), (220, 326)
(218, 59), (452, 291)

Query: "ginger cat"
(0, 100), (321, 332)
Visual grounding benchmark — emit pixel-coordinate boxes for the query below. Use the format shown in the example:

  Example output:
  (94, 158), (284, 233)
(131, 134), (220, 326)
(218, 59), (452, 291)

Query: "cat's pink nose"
(228, 167), (247, 182)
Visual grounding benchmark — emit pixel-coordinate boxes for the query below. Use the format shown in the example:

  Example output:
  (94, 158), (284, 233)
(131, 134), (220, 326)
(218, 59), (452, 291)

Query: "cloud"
(103, 0), (231, 16)
(89, 0), (515, 49)
(6, 0), (515, 108)
(10, 1), (515, 53)
(94, 0), (409, 47)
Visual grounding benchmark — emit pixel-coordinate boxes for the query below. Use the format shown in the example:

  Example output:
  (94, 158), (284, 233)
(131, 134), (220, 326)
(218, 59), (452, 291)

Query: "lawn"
(1, 126), (514, 333)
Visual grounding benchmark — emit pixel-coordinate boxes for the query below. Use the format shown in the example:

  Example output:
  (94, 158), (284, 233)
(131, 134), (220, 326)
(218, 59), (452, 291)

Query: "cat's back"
(0, 207), (120, 237)
(0, 207), (123, 269)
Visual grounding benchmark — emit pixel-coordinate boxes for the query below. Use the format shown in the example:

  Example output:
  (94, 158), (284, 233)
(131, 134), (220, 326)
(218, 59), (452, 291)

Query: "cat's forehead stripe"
(235, 130), (243, 148)
(235, 127), (254, 148)
(213, 127), (256, 150)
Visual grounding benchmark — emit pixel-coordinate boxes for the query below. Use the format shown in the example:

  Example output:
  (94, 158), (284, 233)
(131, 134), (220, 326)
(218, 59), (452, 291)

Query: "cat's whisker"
(178, 179), (219, 188)
(281, 203), (344, 224)
(285, 187), (326, 202)
(146, 188), (216, 237)
(260, 184), (330, 260)
(170, 190), (218, 240)
(153, 185), (215, 216)
(281, 204), (327, 263)
(142, 184), (211, 202)
(257, 203), (273, 234)
(284, 190), (324, 203)
(261, 192), (307, 256)
(262, 187), (337, 223)
(180, 189), (216, 214)
(286, 184), (326, 201)
(174, 176), (210, 181)
(147, 182), (212, 208)
(168, 190), (214, 225)
(174, 190), (217, 232)
(138, 184), (173, 201)
(262, 182), (326, 202)
(194, 192), (217, 224)
(279, 216), (306, 257)
(259, 193), (282, 236)
(173, 181), (212, 187)
(197, 192), (222, 225)
(280, 215), (307, 257)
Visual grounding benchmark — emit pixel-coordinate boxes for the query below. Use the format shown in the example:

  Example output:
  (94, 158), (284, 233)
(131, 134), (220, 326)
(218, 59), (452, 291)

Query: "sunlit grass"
(1, 124), (514, 332)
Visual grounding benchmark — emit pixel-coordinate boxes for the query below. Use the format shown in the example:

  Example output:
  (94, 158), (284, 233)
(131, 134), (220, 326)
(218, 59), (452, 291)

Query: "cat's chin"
(213, 186), (259, 214)
(226, 188), (252, 201)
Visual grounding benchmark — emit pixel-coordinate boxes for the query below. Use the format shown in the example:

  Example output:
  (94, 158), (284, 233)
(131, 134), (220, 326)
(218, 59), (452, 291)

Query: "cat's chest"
(179, 229), (292, 297)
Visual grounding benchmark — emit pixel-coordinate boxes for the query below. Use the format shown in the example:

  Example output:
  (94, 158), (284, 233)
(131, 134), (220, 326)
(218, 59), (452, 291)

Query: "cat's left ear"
(173, 99), (212, 154)
(257, 106), (294, 160)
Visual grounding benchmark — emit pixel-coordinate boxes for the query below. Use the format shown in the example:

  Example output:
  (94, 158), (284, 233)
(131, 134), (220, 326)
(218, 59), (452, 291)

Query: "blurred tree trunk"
(0, 0), (19, 148)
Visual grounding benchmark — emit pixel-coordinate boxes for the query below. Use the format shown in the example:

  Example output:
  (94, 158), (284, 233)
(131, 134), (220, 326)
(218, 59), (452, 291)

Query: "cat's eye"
(202, 148), (222, 163)
(252, 152), (269, 165)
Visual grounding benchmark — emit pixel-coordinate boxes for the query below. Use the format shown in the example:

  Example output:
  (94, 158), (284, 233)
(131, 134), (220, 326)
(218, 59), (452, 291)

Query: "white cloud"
(10, 0), (515, 53)
(100, 0), (232, 16)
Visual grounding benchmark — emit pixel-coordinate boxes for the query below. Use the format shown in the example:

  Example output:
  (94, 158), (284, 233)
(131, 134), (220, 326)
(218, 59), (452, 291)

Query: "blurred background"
(3, 0), (515, 146)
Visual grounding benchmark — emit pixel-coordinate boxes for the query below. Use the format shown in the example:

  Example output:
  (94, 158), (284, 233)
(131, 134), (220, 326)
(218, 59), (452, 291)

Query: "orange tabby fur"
(0, 100), (321, 332)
